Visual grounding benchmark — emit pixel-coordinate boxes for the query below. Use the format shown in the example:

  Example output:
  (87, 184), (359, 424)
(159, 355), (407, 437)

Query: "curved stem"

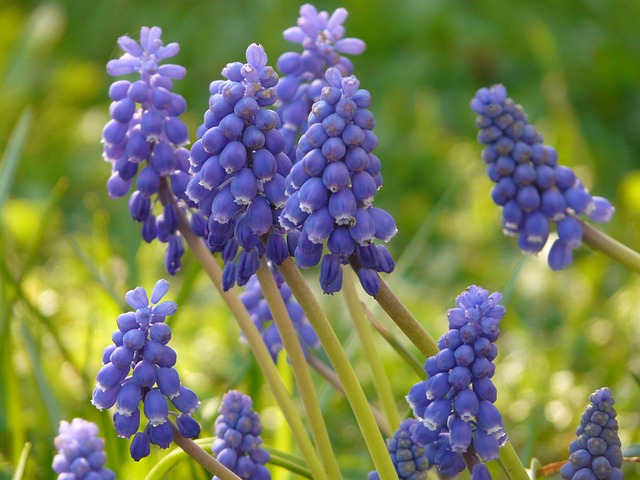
(170, 422), (241, 479)
(573, 214), (640, 273)
(342, 267), (402, 431)
(498, 441), (531, 480)
(348, 257), (439, 358)
(160, 183), (327, 480)
(256, 258), (342, 479)
(278, 258), (397, 479)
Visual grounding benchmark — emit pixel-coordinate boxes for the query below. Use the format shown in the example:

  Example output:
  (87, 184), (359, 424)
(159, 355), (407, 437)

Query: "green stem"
(498, 441), (531, 480)
(278, 258), (397, 479)
(342, 267), (402, 431)
(256, 258), (342, 479)
(306, 354), (391, 436)
(573, 214), (640, 273)
(169, 422), (241, 479)
(348, 257), (439, 358)
(162, 186), (327, 480)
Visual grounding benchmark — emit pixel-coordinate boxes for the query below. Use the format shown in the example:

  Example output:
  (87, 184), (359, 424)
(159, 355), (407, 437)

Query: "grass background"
(1, 0), (639, 478)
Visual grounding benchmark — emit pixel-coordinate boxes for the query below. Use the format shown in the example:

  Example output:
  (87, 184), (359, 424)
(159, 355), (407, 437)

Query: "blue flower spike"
(92, 281), (201, 461)
(471, 84), (614, 270)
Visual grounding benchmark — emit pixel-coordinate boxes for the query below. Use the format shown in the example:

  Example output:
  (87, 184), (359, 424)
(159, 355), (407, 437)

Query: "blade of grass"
(0, 108), (32, 209)
(11, 442), (31, 480)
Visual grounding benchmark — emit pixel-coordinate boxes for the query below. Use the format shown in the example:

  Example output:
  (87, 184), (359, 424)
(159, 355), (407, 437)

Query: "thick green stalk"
(256, 258), (342, 479)
(162, 189), (327, 480)
(169, 422), (241, 479)
(278, 259), (397, 479)
(342, 267), (402, 431)
(574, 214), (640, 273)
(499, 441), (531, 480)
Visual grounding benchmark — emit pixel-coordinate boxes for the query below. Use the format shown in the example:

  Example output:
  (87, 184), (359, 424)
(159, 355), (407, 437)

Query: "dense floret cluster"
(91, 280), (200, 461)
(368, 419), (429, 480)
(561, 388), (624, 480)
(103, 26), (199, 274)
(276, 4), (365, 158)
(186, 44), (292, 290)
(406, 286), (507, 477)
(52, 419), (115, 480)
(212, 390), (271, 480)
(280, 67), (397, 296)
(471, 84), (615, 270)
(240, 266), (320, 361)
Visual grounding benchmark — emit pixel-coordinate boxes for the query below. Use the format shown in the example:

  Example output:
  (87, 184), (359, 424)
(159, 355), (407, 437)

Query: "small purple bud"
(114, 409), (141, 439)
(149, 422), (173, 449)
(357, 267), (380, 297)
(132, 360), (157, 388)
(176, 414), (201, 439)
(130, 431), (151, 461)
(171, 386), (200, 415)
(143, 389), (169, 426)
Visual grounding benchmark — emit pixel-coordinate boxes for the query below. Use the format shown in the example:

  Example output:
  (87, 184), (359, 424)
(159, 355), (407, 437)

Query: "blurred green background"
(1, 0), (639, 478)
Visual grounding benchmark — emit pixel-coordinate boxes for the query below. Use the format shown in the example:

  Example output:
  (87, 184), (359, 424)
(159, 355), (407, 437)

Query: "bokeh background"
(1, 0), (639, 478)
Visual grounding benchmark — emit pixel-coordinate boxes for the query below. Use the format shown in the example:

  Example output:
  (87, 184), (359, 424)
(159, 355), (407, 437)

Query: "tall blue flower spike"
(212, 390), (271, 480)
(240, 265), (320, 361)
(186, 44), (292, 290)
(280, 67), (397, 296)
(367, 419), (429, 480)
(52, 419), (115, 480)
(471, 84), (615, 270)
(91, 280), (201, 461)
(103, 26), (202, 275)
(561, 388), (624, 480)
(276, 3), (365, 159)
(405, 286), (507, 477)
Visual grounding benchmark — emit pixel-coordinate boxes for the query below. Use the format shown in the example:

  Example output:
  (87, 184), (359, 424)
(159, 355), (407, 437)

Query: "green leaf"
(0, 108), (32, 209)
(11, 442), (31, 480)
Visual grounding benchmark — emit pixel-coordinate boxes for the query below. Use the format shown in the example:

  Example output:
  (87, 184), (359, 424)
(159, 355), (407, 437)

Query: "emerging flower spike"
(52, 418), (115, 480)
(240, 265), (320, 361)
(103, 26), (201, 275)
(367, 419), (430, 480)
(212, 390), (271, 480)
(186, 44), (292, 290)
(280, 67), (397, 296)
(91, 280), (201, 461)
(405, 286), (507, 477)
(560, 388), (624, 480)
(471, 84), (615, 271)
(276, 3), (366, 158)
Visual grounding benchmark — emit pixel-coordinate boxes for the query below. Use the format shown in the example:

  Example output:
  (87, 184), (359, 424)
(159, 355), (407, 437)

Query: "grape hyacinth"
(405, 286), (507, 477)
(186, 44), (292, 290)
(91, 280), (201, 461)
(52, 419), (115, 480)
(471, 84), (615, 270)
(240, 265), (320, 361)
(103, 26), (199, 275)
(211, 390), (271, 480)
(367, 419), (429, 480)
(280, 67), (397, 296)
(560, 388), (624, 480)
(276, 3), (366, 158)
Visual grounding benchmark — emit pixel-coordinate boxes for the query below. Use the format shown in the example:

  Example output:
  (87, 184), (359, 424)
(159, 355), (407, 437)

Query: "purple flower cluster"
(406, 286), (507, 477)
(52, 419), (115, 480)
(91, 280), (200, 461)
(240, 266), (320, 361)
(102, 26), (198, 275)
(212, 390), (271, 480)
(276, 4), (366, 158)
(561, 388), (624, 480)
(280, 67), (397, 296)
(367, 419), (429, 480)
(186, 44), (292, 290)
(471, 84), (615, 270)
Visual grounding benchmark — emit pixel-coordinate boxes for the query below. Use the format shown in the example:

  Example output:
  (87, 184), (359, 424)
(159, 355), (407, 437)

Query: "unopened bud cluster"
(212, 390), (271, 480)
(102, 26), (199, 274)
(280, 67), (397, 296)
(91, 280), (200, 461)
(52, 419), (115, 480)
(240, 266), (320, 361)
(276, 3), (365, 159)
(368, 419), (429, 480)
(406, 286), (507, 477)
(471, 84), (614, 270)
(561, 388), (624, 480)
(186, 44), (292, 290)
